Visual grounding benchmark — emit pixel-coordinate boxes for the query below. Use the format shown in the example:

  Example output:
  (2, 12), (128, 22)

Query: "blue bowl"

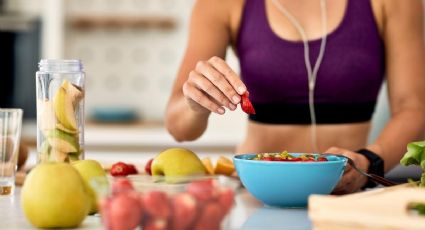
(233, 153), (347, 207)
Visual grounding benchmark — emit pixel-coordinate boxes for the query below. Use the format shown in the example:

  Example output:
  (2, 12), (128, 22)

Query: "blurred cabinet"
(0, 13), (40, 119)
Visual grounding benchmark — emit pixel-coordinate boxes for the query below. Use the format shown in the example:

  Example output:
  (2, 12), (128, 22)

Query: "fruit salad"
(98, 177), (236, 230)
(37, 80), (84, 163)
(252, 151), (328, 162)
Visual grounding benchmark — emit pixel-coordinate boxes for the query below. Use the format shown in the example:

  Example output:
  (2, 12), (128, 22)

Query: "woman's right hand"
(182, 56), (247, 115)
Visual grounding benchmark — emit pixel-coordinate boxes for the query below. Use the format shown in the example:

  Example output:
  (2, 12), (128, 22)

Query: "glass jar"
(36, 59), (85, 163)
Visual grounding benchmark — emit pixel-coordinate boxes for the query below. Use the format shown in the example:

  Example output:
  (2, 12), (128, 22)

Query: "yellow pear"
(152, 148), (206, 177)
(21, 163), (90, 228)
(72, 159), (108, 214)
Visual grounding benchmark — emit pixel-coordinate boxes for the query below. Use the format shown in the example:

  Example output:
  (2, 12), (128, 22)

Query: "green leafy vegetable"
(400, 141), (425, 186)
(408, 202), (425, 216)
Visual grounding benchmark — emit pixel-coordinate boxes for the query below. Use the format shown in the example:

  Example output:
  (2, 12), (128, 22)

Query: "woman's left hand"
(324, 147), (370, 194)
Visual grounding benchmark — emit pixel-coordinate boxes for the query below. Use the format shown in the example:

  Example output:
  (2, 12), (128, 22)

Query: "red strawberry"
(171, 193), (197, 230)
(111, 178), (134, 195)
(145, 158), (154, 175)
(241, 92), (256, 114)
(143, 191), (171, 219)
(187, 179), (218, 202)
(108, 193), (143, 230)
(110, 162), (131, 177)
(193, 202), (222, 230)
(217, 187), (235, 217)
(126, 164), (138, 175)
(143, 218), (168, 230)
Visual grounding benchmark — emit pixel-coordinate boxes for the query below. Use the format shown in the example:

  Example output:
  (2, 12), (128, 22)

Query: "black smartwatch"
(356, 148), (385, 188)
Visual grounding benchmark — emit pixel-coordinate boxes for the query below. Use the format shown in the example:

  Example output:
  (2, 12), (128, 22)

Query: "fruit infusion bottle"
(36, 59), (85, 163)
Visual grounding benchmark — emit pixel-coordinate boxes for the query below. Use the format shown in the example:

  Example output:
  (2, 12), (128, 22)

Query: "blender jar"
(36, 59), (85, 163)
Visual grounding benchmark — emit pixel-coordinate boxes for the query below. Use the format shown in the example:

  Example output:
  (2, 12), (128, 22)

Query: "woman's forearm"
(165, 97), (210, 142)
(367, 107), (425, 172)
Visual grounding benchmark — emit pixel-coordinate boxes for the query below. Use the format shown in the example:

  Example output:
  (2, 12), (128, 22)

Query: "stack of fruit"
(142, 148), (235, 178)
(100, 177), (235, 230)
(38, 80), (84, 162)
(21, 160), (108, 228)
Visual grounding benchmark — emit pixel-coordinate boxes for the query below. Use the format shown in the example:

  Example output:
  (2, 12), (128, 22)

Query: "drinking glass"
(0, 109), (23, 196)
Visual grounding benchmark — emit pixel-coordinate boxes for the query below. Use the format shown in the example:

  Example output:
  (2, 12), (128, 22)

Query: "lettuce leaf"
(400, 141), (425, 186)
(400, 141), (425, 168)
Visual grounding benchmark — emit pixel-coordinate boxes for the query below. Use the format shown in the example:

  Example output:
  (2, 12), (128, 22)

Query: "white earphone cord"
(270, 0), (327, 153)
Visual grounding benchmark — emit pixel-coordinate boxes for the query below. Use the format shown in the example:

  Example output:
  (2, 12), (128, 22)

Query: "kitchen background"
(0, 0), (419, 179)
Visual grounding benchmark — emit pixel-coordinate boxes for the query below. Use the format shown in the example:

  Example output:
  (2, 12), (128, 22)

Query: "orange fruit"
(214, 156), (235, 176)
(201, 157), (214, 175)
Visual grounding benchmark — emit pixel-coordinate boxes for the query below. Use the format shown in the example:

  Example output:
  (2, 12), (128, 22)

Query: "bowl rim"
(233, 153), (347, 165)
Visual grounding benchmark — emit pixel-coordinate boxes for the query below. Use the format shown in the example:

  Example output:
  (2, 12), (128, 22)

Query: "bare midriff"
(236, 121), (371, 154)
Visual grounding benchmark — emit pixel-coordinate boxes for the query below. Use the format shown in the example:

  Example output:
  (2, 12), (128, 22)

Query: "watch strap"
(356, 148), (385, 188)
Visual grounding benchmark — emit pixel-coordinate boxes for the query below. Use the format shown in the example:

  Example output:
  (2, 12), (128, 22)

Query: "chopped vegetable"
(408, 202), (425, 216)
(400, 141), (425, 187)
(252, 151), (327, 162)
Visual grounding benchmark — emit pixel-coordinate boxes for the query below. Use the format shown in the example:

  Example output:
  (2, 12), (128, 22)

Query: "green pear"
(21, 163), (90, 228)
(151, 148), (206, 178)
(47, 129), (79, 153)
(72, 159), (108, 215)
(53, 80), (83, 133)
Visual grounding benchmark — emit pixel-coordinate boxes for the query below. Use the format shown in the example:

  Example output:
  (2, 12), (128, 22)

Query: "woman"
(165, 0), (425, 193)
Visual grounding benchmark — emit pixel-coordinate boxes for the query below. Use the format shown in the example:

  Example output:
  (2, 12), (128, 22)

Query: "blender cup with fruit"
(36, 59), (85, 163)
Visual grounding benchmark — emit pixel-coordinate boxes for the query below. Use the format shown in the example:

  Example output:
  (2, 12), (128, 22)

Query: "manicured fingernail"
(229, 103), (236, 110)
(238, 86), (246, 94)
(232, 95), (240, 104)
(217, 108), (225, 114)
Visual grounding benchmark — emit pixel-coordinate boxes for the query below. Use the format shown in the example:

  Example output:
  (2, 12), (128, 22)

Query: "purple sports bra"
(236, 0), (385, 124)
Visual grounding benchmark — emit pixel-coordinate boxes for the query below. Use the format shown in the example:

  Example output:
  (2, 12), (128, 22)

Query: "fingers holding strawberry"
(182, 56), (247, 115)
(241, 92), (256, 115)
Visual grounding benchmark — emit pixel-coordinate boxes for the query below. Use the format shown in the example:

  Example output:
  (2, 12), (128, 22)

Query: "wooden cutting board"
(308, 183), (425, 230)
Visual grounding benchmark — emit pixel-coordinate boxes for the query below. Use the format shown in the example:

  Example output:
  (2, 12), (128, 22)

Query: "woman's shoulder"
(191, 0), (243, 19)
(191, 0), (244, 25)
(379, 0), (423, 20)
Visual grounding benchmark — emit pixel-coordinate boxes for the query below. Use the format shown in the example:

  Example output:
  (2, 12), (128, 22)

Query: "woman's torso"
(226, 0), (386, 153)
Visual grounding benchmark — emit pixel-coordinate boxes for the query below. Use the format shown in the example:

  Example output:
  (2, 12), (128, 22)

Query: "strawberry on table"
(126, 164), (138, 175)
(110, 162), (138, 177)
